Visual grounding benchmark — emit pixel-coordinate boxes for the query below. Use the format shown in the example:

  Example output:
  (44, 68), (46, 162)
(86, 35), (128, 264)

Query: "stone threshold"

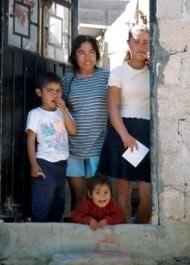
(0, 254), (190, 265)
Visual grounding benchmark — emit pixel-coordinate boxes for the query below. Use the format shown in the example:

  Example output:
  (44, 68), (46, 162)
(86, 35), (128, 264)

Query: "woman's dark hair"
(69, 35), (101, 71)
(36, 72), (62, 90)
(87, 175), (112, 196)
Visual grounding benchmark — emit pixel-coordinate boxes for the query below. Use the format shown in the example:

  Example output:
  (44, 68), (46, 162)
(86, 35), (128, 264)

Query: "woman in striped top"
(62, 35), (109, 210)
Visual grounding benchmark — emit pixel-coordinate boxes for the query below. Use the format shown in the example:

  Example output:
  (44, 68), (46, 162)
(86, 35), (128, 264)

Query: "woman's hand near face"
(145, 52), (150, 66)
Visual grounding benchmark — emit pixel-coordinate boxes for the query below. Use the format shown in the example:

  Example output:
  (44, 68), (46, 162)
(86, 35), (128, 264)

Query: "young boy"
(71, 176), (124, 230)
(26, 72), (77, 222)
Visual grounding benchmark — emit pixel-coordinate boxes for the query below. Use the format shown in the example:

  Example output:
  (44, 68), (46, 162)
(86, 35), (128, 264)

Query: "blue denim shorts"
(66, 155), (100, 178)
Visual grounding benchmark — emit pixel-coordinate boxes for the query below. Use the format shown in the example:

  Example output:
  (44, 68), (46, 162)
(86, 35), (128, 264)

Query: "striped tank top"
(62, 68), (109, 158)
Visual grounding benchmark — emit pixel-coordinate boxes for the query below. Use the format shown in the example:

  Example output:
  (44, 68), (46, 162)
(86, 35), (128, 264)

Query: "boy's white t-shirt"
(26, 107), (69, 162)
(108, 63), (150, 120)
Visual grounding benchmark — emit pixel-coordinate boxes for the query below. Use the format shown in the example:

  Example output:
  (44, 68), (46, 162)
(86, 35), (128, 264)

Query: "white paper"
(122, 140), (149, 167)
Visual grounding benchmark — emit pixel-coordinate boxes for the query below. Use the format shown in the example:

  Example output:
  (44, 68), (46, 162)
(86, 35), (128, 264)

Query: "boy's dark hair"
(69, 35), (100, 71)
(36, 72), (62, 90)
(87, 175), (112, 196)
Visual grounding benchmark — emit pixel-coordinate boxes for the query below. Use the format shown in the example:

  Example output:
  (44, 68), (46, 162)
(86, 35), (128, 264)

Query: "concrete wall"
(156, 0), (190, 225)
(0, 0), (190, 263)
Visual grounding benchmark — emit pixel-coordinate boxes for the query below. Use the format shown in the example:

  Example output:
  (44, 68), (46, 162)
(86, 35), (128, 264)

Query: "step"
(49, 252), (157, 265)
(49, 253), (190, 265)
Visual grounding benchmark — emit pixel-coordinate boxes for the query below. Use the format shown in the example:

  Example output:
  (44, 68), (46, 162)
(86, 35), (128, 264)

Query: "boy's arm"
(26, 129), (42, 177)
(62, 107), (77, 135)
(56, 99), (77, 135)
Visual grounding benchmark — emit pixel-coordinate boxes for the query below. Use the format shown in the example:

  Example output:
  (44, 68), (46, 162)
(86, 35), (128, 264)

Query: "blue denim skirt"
(98, 118), (150, 182)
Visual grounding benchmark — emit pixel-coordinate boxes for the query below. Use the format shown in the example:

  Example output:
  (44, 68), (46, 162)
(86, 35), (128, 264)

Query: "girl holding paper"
(98, 24), (151, 224)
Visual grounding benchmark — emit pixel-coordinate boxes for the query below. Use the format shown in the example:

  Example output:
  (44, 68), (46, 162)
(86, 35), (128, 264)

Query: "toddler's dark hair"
(69, 35), (100, 71)
(36, 72), (62, 90)
(87, 175), (112, 196)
